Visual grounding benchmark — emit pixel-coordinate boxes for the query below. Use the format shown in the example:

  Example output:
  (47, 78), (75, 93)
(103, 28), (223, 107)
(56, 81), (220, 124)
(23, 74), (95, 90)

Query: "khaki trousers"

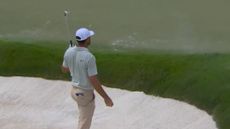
(71, 87), (95, 129)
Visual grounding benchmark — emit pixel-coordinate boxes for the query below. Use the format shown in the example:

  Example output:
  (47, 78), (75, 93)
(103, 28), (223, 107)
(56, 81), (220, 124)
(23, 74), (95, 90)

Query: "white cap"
(75, 28), (95, 41)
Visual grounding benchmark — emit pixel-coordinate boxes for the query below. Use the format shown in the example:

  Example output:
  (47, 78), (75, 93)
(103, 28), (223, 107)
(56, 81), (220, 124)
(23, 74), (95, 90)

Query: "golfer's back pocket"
(71, 88), (94, 106)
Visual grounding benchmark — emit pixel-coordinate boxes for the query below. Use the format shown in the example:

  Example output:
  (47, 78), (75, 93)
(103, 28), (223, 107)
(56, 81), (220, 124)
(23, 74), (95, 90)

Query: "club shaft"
(64, 12), (73, 47)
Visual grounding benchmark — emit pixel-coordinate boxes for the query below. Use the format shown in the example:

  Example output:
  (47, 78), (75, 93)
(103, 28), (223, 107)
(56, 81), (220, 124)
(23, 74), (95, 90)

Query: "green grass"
(1, 0), (230, 53)
(0, 40), (229, 129)
(0, 40), (68, 79)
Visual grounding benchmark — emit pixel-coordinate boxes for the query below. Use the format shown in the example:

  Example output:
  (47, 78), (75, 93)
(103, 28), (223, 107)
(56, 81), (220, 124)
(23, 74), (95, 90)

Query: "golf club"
(64, 10), (73, 47)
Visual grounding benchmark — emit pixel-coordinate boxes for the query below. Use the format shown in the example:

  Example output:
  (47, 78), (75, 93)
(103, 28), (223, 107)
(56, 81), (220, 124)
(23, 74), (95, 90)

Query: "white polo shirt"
(62, 46), (98, 90)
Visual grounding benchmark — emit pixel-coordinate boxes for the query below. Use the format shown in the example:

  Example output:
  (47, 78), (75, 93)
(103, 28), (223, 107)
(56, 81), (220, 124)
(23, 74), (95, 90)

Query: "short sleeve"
(87, 55), (98, 76)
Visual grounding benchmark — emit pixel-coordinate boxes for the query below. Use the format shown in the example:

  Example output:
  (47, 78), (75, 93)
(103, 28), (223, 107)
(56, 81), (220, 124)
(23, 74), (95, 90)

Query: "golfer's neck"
(79, 44), (88, 48)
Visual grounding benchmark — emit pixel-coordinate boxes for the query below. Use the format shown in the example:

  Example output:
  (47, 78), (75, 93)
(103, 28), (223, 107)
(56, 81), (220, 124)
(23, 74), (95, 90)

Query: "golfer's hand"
(104, 97), (113, 107)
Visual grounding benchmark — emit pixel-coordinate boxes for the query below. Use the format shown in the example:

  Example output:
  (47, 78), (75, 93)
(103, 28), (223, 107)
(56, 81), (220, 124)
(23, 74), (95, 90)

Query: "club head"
(64, 10), (69, 16)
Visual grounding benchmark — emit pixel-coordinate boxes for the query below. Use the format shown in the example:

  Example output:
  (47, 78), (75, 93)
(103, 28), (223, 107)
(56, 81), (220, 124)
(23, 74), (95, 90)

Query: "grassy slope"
(0, 40), (229, 129)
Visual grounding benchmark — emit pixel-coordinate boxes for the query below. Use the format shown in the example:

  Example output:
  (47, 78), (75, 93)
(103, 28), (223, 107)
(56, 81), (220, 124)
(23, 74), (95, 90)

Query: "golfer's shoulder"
(65, 47), (77, 55)
(85, 51), (96, 61)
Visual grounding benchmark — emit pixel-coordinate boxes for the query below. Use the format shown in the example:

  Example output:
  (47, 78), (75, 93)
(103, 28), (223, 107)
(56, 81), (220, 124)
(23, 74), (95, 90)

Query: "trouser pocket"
(71, 88), (95, 106)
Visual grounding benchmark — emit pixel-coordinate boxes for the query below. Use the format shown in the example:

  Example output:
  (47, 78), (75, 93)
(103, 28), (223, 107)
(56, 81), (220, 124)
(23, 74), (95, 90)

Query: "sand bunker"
(0, 76), (217, 129)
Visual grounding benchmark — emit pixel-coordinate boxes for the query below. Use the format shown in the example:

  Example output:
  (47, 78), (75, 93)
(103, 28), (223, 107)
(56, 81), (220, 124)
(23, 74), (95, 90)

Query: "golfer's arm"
(61, 66), (69, 73)
(89, 75), (109, 99)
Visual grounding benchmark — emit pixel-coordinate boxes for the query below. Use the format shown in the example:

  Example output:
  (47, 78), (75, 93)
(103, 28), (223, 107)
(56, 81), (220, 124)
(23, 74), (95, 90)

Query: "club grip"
(69, 40), (73, 47)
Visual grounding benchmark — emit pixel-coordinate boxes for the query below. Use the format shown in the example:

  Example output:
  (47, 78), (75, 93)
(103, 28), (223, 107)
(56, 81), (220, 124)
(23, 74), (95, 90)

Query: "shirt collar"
(77, 47), (89, 51)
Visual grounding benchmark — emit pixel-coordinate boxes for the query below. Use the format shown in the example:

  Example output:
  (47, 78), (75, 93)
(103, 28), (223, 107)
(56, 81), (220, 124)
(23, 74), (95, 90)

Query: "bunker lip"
(0, 76), (218, 129)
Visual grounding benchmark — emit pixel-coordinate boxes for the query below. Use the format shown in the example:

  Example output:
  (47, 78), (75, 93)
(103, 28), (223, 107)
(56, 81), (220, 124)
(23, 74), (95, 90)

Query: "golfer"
(62, 28), (113, 129)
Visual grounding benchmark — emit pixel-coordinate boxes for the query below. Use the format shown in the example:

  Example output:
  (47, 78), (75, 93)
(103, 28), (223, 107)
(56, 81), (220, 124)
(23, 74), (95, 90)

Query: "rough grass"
(0, 40), (229, 129)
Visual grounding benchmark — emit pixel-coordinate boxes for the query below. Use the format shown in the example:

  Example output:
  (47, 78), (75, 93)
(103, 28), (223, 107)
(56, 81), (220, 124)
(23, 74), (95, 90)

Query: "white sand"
(0, 76), (218, 129)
